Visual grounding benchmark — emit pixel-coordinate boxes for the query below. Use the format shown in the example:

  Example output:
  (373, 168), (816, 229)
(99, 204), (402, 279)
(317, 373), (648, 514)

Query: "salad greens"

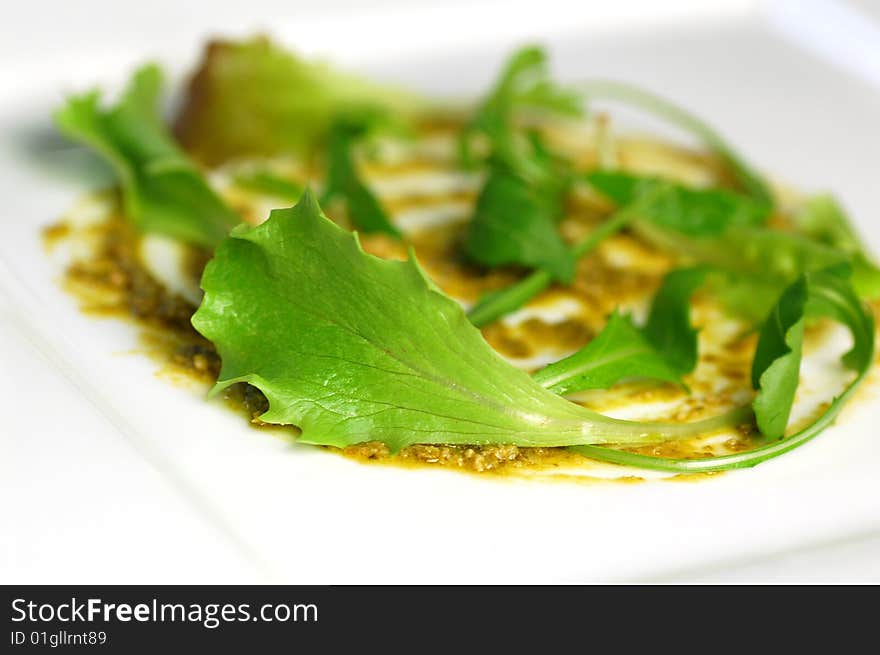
(585, 171), (769, 235)
(320, 119), (400, 237)
(233, 170), (303, 201)
(578, 79), (774, 208)
(795, 195), (880, 299)
(55, 39), (879, 473)
(466, 171), (763, 328)
(193, 190), (733, 451)
(55, 65), (239, 249)
(459, 46), (582, 167)
(175, 37), (429, 165)
(464, 160), (575, 282)
(573, 266), (874, 471)
(461, 49), (579, 280)
(533, 267), (706, 394)
(532, 310), (685, 394)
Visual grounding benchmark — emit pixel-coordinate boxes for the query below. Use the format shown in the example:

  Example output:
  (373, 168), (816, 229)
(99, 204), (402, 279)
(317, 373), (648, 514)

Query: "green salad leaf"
(533, 267), (705, 394)
(233, 170), (303, 200)
(175, 37), (429, 165)
(192, 191), (735, 451)
(466, 207), (632, 327)
(461, 48), (579, 280)
(55, 65), (239, 249)
(578, 80), (774, 208)
(642, 267), (708, 374)
(573, 267), (875, 471)
(795, 195), (880, 299)
(320, 119), (400, 237)
(587, 170), (768, 235)
(467, 172), (754, 327)
(464, 160), (575, 282)
(750, 277), (807, 438)
(461, 46), (581, 163)
(532, 311), (683, 394)
(637, 222), (850, 286)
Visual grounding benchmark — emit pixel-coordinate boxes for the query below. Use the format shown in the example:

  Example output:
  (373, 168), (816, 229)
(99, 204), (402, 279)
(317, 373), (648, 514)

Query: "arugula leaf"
(466, 173), (747, 327)
(461, 46), (582, 162)
(752, 265), (875, 439)
(637, 221), (856, 324)
(795, 195), (880, 299)
(461, 48), (580, 280)
(572, 268), (875, 471)
(579, 80), (773, 208)
(465, 72), (775, 328)
(587, 170), (768, 235)
(533, 268), (705, 394)
(703, 271), (788, 324)
(640, 221), (849, 278)
(750, 277), (807, 438)
(467, 208), (632, 327)
(320, 120), (400, 237)
(175, 37), (429, 165)
(532, 311), (683, 394)
(193, 190), (736, 451)
(55, 65), (239, 249)
(642, 267), (707, 374)
(233, 170), (303, 200)
(464, 162), (575, 282)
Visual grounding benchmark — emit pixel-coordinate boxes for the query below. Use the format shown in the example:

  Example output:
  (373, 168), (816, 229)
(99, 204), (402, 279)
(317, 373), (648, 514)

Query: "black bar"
(2, 585), (876, 650)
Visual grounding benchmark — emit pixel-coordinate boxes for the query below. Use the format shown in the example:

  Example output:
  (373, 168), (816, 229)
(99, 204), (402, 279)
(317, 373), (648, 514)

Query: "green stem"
(570, 388), (848, 472)
(578, 404), (753, 446)
(577, 80), (773, 208)
(467, 209), (632, 327)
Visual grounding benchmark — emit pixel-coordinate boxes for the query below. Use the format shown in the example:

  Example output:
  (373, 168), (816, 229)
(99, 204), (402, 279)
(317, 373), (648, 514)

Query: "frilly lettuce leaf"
(175, 37), (430, 165)
(192, 190), (725, 451)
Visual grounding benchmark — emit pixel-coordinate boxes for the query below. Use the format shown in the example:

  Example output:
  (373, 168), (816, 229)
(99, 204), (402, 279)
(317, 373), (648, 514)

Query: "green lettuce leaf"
(174, 37), (429, 165)
(466, 173), (748, 327)
(192, 190), (732, 451)
(55, 65), (239, 249)
(636, 222), (850, 286)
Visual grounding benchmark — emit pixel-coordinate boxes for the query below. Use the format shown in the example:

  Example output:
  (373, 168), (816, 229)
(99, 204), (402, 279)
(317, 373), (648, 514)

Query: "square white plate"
(2, 0), (880, 583)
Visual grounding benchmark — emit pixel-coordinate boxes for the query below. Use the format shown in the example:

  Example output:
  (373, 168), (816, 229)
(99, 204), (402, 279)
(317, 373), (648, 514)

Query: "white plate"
(3, 0), (880, 583)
